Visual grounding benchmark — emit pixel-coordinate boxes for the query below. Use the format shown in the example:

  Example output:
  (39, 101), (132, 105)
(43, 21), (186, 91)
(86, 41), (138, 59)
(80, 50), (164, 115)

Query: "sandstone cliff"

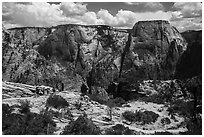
(2, 24), (129, 90)
(120, 20), (187, 83)
(2, 21), (189, 91)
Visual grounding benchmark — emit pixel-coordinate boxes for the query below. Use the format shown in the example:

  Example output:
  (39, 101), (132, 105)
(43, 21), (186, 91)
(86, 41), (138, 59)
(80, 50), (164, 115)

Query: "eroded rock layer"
(2, 21), (189, 92)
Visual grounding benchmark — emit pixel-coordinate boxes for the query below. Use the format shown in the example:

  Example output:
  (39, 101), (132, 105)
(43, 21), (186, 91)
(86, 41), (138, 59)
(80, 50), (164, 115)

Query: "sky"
(2, 2), (202, 32)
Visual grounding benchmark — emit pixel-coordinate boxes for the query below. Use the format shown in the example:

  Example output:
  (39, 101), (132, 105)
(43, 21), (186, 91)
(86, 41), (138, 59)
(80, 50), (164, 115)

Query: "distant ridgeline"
(2, 20), (201, 91)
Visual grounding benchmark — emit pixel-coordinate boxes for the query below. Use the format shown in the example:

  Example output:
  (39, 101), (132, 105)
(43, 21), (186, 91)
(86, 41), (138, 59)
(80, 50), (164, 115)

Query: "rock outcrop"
(2, 81), (55, 99)
(120, 20), (187, 83)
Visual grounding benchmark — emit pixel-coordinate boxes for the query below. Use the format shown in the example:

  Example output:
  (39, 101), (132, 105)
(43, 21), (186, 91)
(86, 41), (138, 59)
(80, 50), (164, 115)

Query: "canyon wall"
(3, 21), (196, 93)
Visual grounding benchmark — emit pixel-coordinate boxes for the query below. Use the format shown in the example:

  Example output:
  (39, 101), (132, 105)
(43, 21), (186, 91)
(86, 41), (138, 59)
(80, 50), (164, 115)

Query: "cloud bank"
(2, 2), (202, 32)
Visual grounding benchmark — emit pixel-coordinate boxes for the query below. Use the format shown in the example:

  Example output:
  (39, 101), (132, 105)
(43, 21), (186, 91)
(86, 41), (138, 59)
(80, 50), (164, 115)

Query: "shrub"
(122, 110), (159, 125)
(122, 111), (137, 123)
(25, 111), (56, 135)
(61, 114), (101, 135)
(74, 101), (82, 110)
(46, 108), (73, 120)
(154, 131), (173, 135)
(2, 104), (15, 131)
(184, 117), (202, 135)
(87, 86), (109, 105)
(46, 94), (69, 109)
(105, 124), (134, 135)
(140, 94), (165, 104)
(2, 104), (13, 116)
(2, 103), (56, 135)
(18, 100), (31, 114)
(112, 97), (126, 107)
(3, 113), (27, 135)
(87, 93), (108, 105)
(161, 117), (171, 125)
(143, 111), (159, 123)
(167, 99), (194, 117)
(63, 109), (74, 120)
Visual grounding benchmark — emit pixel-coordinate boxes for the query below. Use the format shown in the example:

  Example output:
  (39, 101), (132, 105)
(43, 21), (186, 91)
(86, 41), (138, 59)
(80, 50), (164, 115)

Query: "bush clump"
(112, 97), (126, 107)
(167, 99), (194, 117)
(122, 111), (136, 122)
(46, 94), (69, 109)
(161, 117), (171, 125)
(87, 92), (108, 105)
(61, 114), (101, 135)
(2, 104), (13, 116)
(122, 110), (159, 124)
(140, 94), (165, 104)
(185, 117), (202, 135)
(47, 109), (73, 120)
(18, 100), (31, 114)
(105, 124), (134, 135)
(154, 131), (173, 135)
(2, 102), (56, 135)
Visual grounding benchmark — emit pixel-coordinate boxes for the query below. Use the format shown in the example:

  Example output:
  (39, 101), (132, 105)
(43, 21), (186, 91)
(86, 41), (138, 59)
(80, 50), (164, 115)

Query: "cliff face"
(37, 25), (129, 89)
(120, 20), (187, 84)
(2, 24), (129, 89)
(2, 27), (62, 87)
(2, 21), (189, 92)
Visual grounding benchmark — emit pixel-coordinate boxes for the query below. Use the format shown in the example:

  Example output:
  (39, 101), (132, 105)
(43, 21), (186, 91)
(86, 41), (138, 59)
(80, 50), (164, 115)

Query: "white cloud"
(97, 9), (172, 28)
(171, 17), (202, 32)
(2, 2), (67, 28)
(169, 2), (202, 32)
(60, 2), (87, 16)
(2, 2), (96, 28)
(97, 9), (116, 25)
(2, 2), (201, 32)
(115, 10), (137, 27)
(97, 9), (136, 28)
(172, 2), (202, 19)
(80, 12), (104, 25)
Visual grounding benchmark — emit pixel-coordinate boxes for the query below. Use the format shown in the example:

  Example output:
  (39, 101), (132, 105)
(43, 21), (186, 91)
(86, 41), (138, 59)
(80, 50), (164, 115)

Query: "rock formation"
(120, 20), (187, 83)
(2, 20), (197, 97)
(3, 24), (129, 91)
